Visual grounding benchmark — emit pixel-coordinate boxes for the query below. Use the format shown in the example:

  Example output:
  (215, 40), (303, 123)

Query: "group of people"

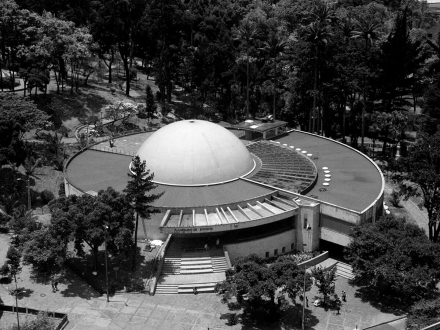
(204, 238), (220, 250)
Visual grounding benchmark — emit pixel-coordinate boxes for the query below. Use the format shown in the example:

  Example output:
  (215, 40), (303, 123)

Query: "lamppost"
(103, 225), (110, 302)
(302, 225), (312, 330)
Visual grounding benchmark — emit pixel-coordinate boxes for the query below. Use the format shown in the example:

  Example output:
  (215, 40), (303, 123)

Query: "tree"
(217, 254), (311, 321)
(124, 156), (162, 271)
(311, 266), (336, 304)
(49, 188), (135, 271)
(23, 145), (41, 210)
(300, 2), (335, 134)
(0, 93), (48, 166)
(233, 19), (260, 119)
(390, 132), (440, 242)
(377, 10), (426, 114)
(22, 228), (67, 275)
(6, 245), (22, 329)
(345, 214), (440, 302)
(407, 297), (440, 330)
(145, 85), (157, 123)
(41, 132), (66, 171)
(260, 28), (287, 120)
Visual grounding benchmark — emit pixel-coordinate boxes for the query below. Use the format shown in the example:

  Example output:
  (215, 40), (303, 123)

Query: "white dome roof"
(136, 120), (255, 186)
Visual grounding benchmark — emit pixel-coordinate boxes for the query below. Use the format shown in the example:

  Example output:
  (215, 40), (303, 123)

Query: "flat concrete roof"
(274, 131), (383, 212)
(234, 119), (288, 132)
(66, 150), (274, 208)
(66, 128), (383, 212)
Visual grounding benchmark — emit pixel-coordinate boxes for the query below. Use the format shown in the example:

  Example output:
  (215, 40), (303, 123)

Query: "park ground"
(0, 64), (427, 330)
(0, 232), (404, 330)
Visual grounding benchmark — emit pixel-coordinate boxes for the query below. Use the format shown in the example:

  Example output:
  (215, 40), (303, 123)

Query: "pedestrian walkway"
(384, 184), (429, 235)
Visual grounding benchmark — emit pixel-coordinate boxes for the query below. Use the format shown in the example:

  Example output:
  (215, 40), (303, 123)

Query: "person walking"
(216, 238), (220, 249)
(50, 279), (56, 293)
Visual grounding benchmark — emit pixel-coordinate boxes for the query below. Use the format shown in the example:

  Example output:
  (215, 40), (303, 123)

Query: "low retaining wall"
(0, 305), (68, 330)
(421, 321), (440, 330)
(297, 251), (329, 270)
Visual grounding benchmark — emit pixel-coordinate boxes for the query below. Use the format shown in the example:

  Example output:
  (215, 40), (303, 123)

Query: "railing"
(0, 305), (68, 330)
(148, 234), (172, 296)
(89, 145), (137, 157)
(223, 248), (232, 269)
(297, 251), (329, 270)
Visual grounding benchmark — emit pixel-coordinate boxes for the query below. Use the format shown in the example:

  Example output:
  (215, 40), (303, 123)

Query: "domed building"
(65, 119), (384, 293)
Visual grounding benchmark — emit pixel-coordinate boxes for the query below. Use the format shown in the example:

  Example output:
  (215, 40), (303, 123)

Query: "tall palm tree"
(301, 2), (336, 135)
(233, 19), (260, 119)
(351, 18), (381, 147)
(261, 31), (287, 120)
(301, 20), (333, 134)
(23, 146), (41, 211)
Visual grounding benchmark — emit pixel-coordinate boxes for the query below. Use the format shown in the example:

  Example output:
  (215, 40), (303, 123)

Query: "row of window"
(265, 243), (295, 258)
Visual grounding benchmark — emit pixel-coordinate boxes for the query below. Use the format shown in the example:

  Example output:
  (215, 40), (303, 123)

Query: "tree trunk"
(124, 59), (130, 96)
(84, 71), (94, 86)
(132, 212), (139, 271)
(93, 246), (99, 271)
(311, 46), (319, 133)
(54, 70), (60, 94)
(246, 49), (250, 119)
(71, 67), (74, 95)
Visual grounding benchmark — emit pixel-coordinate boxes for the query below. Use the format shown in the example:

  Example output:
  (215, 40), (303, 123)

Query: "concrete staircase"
(155, 240), (230, 294)
(335, 262), (355, 280)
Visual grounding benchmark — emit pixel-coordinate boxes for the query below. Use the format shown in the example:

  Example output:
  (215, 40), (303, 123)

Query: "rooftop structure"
(136, 120), (255, 186)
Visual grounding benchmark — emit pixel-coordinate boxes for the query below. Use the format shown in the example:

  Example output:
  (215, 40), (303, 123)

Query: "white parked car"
(313, 299), (322, 307)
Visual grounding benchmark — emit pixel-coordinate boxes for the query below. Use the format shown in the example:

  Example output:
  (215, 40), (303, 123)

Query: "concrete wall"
(296, 204), (320, 252)
(297, 251), (329, 269)
(320, 227), (351, 246)
(138, 212), (168, 241)
(225, 229), (295, 263)
(320, 203), (360, 225)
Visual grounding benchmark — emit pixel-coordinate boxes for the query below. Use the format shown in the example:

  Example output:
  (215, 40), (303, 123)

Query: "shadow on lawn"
(350, 278), (411, 316)
(35, 87), (112, 126)
(62, 247), (155, 297)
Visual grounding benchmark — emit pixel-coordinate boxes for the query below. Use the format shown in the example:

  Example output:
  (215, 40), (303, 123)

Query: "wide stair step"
(178, 283), (217, 294)
(155, 285), (179, 294)
(335, 262), (355, 280)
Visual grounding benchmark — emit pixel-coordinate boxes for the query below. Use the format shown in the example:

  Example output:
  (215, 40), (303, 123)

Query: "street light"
(302, 225), (312, 330)
(103, 225), (110, 302)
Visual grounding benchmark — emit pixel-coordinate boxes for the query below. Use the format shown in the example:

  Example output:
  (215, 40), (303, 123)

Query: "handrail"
(148, 234), (172, 295)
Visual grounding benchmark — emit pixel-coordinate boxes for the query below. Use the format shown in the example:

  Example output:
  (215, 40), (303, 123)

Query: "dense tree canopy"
(2, 0), (438, 141)
(390, 132), (440, 242)
(0, 93), (48, 166)
(49, 187), (135, 270)
(216, 254), (312, 320)
(345, 215), (440, 302)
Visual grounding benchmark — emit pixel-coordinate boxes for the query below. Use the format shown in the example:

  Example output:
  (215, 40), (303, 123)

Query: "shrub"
(10, 311), (55, 330)
(137, 111), (148, 119)
(390, 189), (403, 207)
(0, 262), (9, 277)
(41, 190), (55, 204)
(58, 182), (66, 197)
(155, 91), (162, 102)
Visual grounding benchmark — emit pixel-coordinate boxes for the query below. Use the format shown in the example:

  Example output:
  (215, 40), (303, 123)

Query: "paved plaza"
(0, 252), (403, 330)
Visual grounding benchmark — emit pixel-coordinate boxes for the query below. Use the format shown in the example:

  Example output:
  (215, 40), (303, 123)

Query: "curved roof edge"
(285, 129), (385, 215)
